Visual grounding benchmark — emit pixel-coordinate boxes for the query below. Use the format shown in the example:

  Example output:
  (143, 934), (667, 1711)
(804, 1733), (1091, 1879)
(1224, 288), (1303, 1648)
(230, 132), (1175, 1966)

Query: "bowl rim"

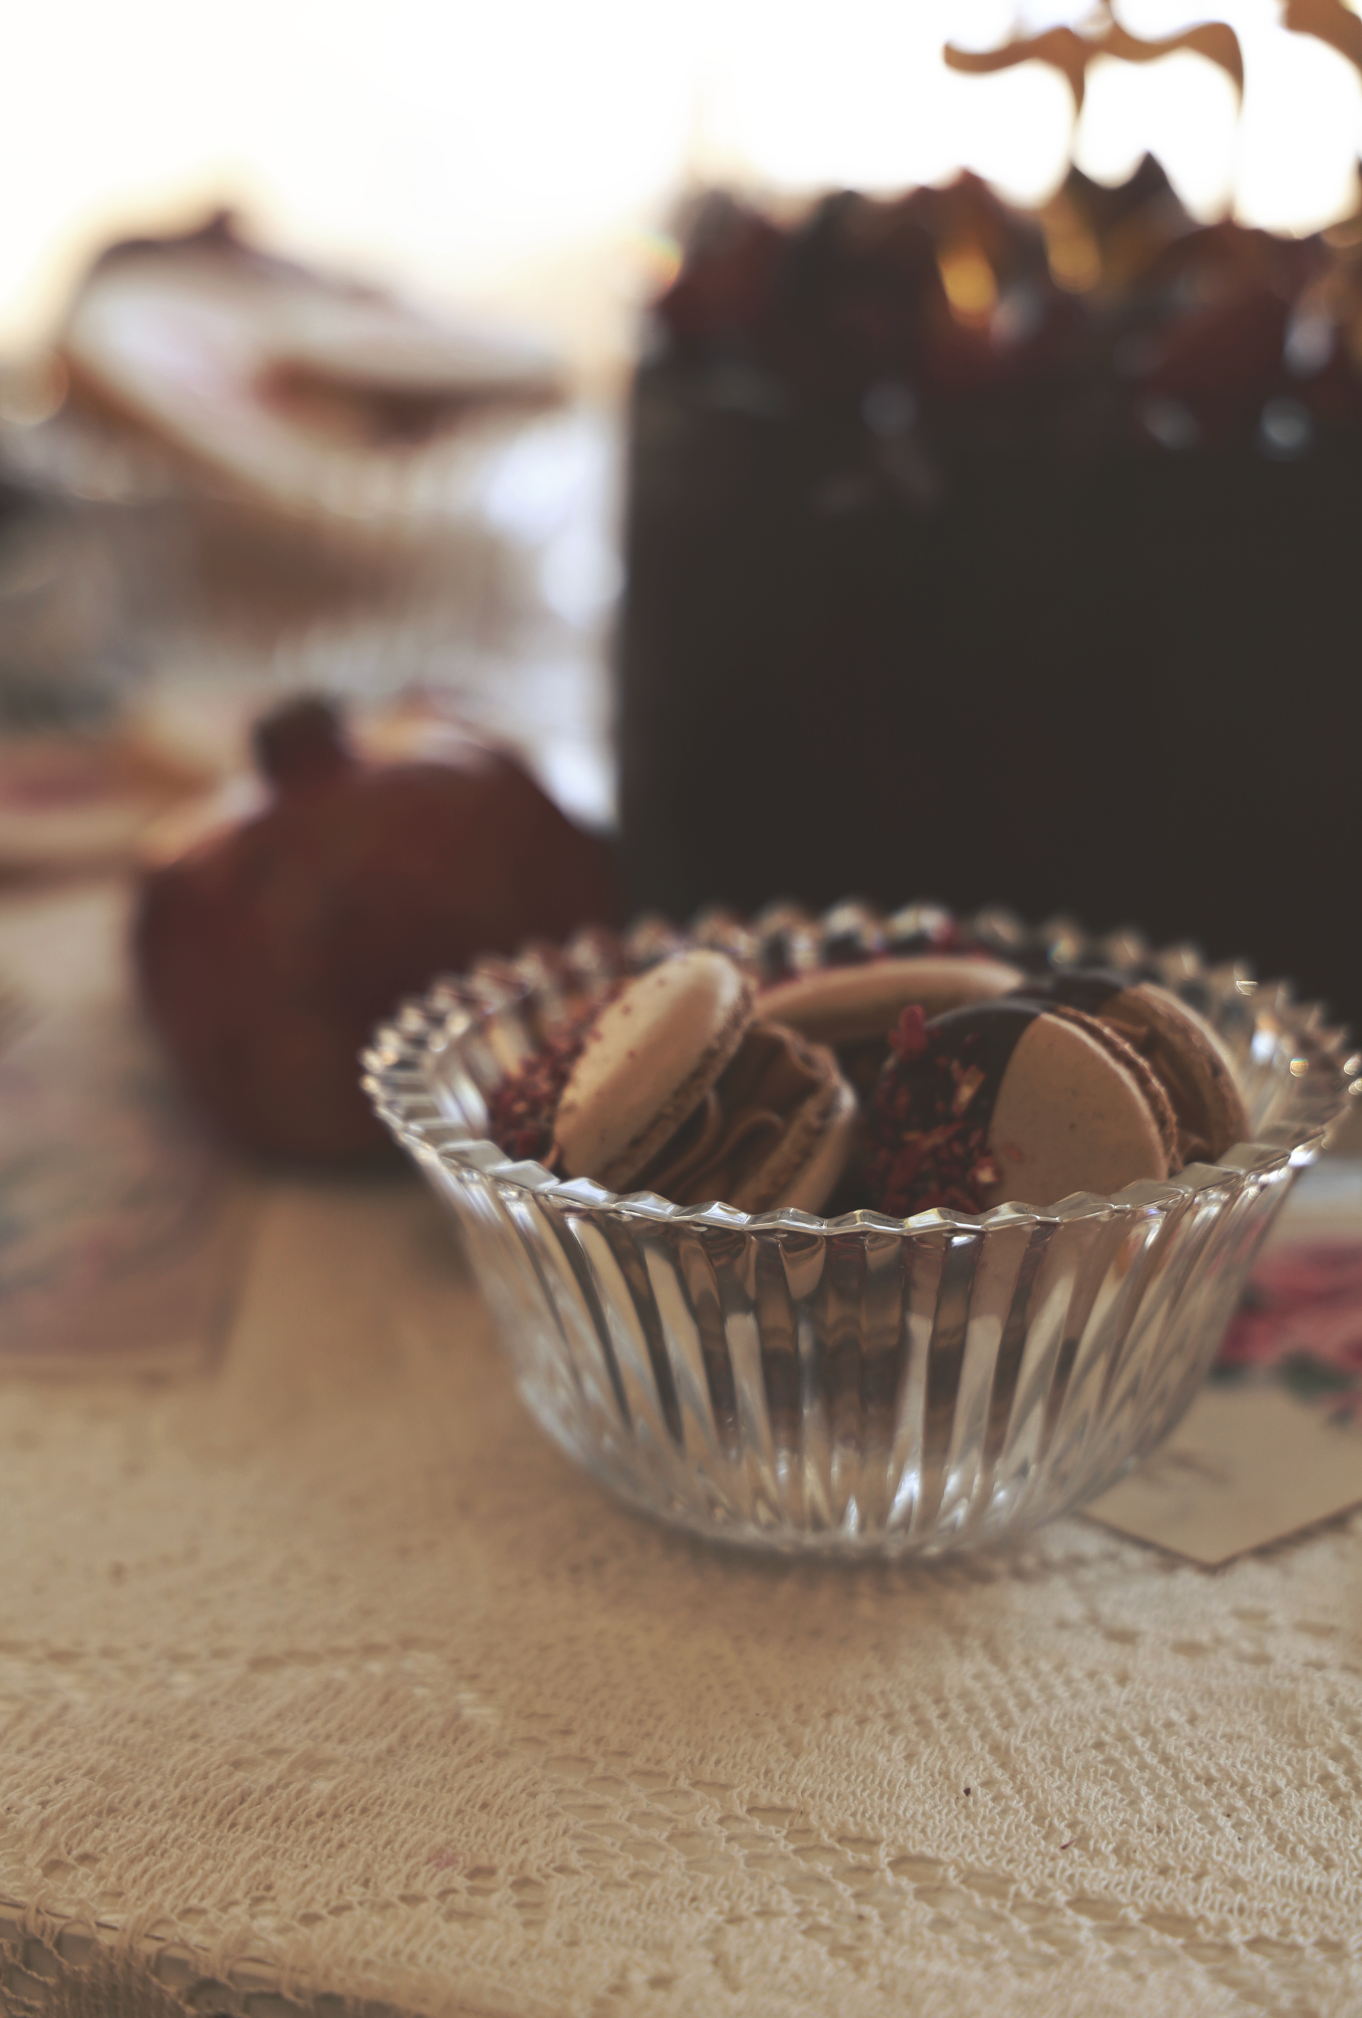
(363, 900), (1362, 1239)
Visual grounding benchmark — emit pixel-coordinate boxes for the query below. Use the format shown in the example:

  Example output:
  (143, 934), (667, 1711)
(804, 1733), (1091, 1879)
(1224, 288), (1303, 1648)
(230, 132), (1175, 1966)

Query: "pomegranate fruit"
(134, 695), (623, 1160)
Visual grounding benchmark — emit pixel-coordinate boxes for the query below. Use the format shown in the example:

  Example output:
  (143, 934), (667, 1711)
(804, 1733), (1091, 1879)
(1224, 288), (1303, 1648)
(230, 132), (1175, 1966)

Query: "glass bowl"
(363, 902), (1360, 1556)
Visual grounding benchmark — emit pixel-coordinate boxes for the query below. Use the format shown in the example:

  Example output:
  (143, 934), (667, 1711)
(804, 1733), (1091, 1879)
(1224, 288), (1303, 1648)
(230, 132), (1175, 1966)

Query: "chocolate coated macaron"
(865, 998), (1178, 1217)
(553, 950), (857, 1213)
(1024, 970), (1247, 1164)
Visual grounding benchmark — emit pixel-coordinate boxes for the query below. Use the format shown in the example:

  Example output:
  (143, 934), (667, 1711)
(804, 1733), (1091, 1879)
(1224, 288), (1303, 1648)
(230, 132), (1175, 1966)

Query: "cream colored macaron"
(759, 954), (1025, 1046)
(555, 951), (752, 1190)
(1027, 970), (1248, 1165)
(554, 949), (857, 1213)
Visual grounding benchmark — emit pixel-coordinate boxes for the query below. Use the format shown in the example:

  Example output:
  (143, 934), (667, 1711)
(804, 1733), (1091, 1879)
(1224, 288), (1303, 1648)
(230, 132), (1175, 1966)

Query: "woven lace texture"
(1, 1179), (1360, 2018)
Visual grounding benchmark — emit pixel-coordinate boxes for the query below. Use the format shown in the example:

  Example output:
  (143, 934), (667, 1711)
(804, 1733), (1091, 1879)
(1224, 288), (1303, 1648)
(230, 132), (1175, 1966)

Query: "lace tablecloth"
(1, 1160), (1361, 2018)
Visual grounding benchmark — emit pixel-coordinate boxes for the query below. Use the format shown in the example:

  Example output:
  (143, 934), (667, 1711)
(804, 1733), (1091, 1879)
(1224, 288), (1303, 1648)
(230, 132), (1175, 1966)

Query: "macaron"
(1022, 969), (1248, 1164)
(758, 953), (1025, 1095)
(759, 953), (1025, 1045)
(552, 949), (858, 1213)
(864, 998), (1179, 1217)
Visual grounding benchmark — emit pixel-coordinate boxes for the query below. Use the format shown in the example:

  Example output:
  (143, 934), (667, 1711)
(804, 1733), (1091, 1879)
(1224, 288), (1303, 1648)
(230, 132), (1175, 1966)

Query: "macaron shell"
(984, 1012), (1174, 1208)
(1115, 983), (1249, 1163)
(759, 955), (1025, 1046)
(554, 950), (752, 1188)
(1029, 968), (1249, 1166)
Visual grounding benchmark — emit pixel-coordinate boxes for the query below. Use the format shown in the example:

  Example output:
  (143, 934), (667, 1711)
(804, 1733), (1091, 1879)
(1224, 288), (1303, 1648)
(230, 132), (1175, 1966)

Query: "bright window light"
(1, 0), (1360, 361)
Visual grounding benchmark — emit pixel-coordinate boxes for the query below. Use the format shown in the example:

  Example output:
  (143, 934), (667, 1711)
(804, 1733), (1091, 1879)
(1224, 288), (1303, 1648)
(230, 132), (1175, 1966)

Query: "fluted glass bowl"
(363, 902), (1360, 1555)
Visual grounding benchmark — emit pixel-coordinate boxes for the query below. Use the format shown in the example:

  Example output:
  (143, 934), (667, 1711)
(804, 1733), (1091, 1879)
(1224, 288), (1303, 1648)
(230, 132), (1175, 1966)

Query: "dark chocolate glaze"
(865, 998), (1044, 1216)
(930, 998), (1044, 1093)
(1025, 968), (1126, 1014)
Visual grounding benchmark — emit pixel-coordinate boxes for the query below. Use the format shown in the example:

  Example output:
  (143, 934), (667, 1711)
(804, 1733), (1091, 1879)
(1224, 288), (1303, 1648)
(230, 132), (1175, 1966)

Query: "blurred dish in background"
(0, 214), (623, 851)
(57, 211), (565, 533)
(0, 727), (212, 873)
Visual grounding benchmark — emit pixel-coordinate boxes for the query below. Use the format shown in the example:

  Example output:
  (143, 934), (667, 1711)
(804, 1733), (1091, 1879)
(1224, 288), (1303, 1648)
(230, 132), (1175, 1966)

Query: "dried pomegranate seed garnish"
(865, 1022), (1001, 1217)
(888, 1003), (929, 1062)
(486, 1012), (595, 1165)
(951, 1061), (985, 1115)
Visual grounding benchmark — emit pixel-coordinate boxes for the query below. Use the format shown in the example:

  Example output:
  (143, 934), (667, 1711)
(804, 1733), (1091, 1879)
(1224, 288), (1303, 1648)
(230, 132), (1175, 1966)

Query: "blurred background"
(5, 0), (1362, 363)
(2, 0), (1360, 829)
(4, 0), (1362, 1362)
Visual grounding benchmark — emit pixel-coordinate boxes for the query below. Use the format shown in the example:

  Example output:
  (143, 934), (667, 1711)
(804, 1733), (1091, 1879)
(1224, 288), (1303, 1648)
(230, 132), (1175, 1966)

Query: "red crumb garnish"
(889, 1003), (929, 1062)
(865, 1022), (999, 1217)
(951, 1060), (984, 1115)
(486, 1016), (592, 1165)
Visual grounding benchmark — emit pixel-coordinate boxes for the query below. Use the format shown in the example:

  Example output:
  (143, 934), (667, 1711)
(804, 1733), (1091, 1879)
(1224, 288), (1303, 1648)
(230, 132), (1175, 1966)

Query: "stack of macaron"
(495, 949), (859, 1213)
(485, 944), (1249, 1219)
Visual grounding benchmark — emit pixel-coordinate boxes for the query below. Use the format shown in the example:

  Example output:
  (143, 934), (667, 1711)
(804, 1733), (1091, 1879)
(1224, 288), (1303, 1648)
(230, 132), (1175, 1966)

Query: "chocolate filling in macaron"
(865, 998), (1178, 1217)
(631, 1022), (848, 1208)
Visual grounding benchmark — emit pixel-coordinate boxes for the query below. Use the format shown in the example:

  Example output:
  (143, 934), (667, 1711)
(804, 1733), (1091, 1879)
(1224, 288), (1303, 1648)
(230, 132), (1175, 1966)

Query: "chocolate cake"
(618, 161), (1362, 1028)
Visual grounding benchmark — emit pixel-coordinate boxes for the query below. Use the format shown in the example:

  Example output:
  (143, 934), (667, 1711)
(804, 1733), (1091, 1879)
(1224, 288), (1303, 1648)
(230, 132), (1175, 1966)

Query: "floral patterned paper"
(1216, 1240), (1362, 1426)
